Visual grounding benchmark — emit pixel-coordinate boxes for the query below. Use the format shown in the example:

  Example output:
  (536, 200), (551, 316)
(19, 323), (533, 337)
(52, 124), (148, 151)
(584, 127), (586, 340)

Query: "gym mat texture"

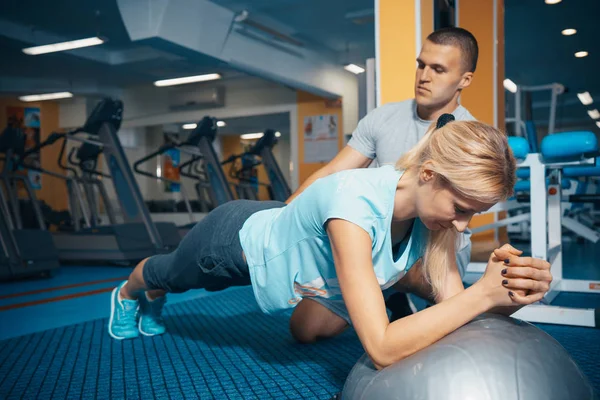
(1, 287), (598, 399)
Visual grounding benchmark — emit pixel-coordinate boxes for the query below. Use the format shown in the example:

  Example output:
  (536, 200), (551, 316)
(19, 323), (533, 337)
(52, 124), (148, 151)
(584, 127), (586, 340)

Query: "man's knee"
(289, 298), (348, 344)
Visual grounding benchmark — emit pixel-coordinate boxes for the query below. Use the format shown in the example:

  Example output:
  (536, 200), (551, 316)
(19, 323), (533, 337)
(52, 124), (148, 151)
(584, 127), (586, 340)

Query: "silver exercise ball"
(341, 313), (596, 400)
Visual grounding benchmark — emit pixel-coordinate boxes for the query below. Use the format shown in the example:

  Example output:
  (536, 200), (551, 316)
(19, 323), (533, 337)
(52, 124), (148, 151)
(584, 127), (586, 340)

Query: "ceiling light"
(575, 51), (588, 58)
(577, 92), (593, 106)
(344, 64), (365, 74)
(241, 132), (264, 140)
(154, 73), (221, 87)
(503, 78), (517, 93)
(182, 123), (197, 130)
(18, 92), (73, 102)
(561, 28), (577, 36)
(23, 37), (104, 55)
(596, 121), (600, 129)
(217, 121), (226, 127)
(587, 109), (600, 119)
(275, 131), (281, 137)
(545, 0), (561, 4)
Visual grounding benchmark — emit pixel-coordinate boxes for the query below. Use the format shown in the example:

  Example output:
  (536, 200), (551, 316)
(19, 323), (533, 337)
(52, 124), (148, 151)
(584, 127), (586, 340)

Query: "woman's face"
(416, 170), (494, 232)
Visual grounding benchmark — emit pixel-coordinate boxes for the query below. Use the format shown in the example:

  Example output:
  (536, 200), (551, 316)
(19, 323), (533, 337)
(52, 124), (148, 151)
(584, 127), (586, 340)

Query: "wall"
(377, 0), (418, 105)
(296, 91), (344, 184)
(120, 77), (297, 129)
(459, 0), (507, 246)
(0, 97), (67, 211)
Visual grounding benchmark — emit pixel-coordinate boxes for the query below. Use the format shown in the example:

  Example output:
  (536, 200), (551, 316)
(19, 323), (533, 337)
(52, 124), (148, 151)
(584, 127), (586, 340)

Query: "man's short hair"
(426, 27), (479, 73)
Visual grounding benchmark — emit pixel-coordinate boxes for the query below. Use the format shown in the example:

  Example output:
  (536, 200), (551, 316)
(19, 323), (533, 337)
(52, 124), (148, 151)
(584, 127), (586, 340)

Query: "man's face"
(414, 40), (473, 110)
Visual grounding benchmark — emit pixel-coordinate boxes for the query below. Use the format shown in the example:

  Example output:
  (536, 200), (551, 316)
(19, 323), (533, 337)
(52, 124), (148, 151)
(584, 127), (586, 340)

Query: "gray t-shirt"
(348, 99), (476, 167)
(347, 98), (476, 277)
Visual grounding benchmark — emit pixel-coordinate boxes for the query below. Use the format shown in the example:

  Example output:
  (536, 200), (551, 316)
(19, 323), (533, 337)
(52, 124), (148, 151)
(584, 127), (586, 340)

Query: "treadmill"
(134, 116), (235, 236)
(222, 129), (291, 202)
(59, 125), (120, 229)
(0, 127), (60, 280)
(251, 129), (291, 202)
(18, 98), (180, 263)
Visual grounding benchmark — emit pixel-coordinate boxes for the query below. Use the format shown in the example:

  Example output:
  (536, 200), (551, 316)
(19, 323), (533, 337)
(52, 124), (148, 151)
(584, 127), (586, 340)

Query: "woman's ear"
(420, 161), (436, 182)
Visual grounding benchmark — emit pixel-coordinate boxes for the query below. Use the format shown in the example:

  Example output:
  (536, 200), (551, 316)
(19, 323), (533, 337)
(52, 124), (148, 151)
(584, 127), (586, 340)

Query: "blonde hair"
(395, 120), (516, 300)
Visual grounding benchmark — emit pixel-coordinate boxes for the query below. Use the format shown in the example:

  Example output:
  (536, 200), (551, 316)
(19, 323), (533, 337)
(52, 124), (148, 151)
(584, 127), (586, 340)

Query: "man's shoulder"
(376, 99), (415, 113)
(368, 99), (415, 122)
(455, 105), (477, 121)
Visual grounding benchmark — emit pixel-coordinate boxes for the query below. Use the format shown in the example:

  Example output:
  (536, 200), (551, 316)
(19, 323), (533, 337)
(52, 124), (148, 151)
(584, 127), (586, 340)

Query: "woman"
(108, 116), (552, 370)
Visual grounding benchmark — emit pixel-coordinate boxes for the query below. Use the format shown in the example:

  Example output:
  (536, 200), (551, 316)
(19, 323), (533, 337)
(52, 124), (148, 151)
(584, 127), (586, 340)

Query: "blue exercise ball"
(340, 313), (596, 400)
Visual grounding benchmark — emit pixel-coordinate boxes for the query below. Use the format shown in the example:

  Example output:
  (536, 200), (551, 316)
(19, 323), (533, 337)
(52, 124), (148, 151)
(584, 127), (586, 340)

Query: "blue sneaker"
(108, 281), (139, 340)
(138, 293), (167, 336)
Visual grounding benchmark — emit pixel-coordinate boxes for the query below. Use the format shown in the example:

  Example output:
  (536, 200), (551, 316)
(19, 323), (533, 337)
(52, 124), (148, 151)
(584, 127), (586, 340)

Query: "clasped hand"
(479, 244), (553, 307)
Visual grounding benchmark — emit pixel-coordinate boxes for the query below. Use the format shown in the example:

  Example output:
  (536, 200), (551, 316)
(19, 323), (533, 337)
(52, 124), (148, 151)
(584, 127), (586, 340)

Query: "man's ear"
(459, 71), (473, 90)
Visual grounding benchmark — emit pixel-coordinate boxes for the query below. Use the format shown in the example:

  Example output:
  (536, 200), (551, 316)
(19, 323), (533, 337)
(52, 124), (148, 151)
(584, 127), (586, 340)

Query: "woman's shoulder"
(322, 165), (401, 187)
(318, 166), (399, 214)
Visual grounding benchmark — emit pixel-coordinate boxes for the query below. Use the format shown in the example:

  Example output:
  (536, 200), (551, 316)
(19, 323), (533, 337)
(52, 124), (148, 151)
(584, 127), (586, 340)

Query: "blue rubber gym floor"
(0, 241), (599, 399)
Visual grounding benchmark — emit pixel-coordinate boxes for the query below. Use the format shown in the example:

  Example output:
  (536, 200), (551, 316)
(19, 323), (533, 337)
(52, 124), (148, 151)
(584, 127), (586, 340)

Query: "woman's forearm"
(374, 283), (492, 369)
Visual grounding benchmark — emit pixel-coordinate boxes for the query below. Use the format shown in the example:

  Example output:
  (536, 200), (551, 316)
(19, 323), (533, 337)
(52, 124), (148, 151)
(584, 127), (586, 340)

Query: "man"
(287, 27), (480, 343)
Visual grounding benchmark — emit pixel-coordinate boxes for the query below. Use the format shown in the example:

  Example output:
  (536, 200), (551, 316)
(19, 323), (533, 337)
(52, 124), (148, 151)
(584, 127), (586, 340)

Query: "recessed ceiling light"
(217, 121), (226, 127)
(561, 28), (577, 36)
(575, 51), (589, 58)
(241, 132), (264, 140)
(503, 78), (517, 93)
(344, 64), (365, 74)
(19, 92), (74, 102)
(596, 121), (600, 129)
(182, 123), (197, 130)
(587, 109), (600, 119)
(577, 92), (593, 106)
(154, 73), (221, 87)
(22, 37), (104, 55)
(545, 0), (561, 4)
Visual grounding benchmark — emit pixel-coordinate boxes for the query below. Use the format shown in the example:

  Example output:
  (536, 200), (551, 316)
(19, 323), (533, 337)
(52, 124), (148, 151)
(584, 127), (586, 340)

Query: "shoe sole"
(138, 315), (165, 337)
(138, 295), (166, 337)
(108, 286), (138, 340)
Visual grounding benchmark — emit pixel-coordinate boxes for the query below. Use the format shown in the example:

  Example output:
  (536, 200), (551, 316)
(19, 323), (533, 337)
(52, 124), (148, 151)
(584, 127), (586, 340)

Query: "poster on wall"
(7, 106), (42, 189)
(303, 114), (339, 163)
(162, 147), (181, 193)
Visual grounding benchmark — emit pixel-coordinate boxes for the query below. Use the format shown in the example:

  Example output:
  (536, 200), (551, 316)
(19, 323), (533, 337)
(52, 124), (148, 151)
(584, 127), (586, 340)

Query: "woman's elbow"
(367, 351), (387, 370)
(372, 360), (386, 371)
(367, 349), (405, 371)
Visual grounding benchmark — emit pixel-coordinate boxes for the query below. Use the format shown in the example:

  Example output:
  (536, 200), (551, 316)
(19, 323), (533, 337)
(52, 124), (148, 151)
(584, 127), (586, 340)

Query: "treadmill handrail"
(67, 147), (111, 179)
(134, 143), (191, 185)
(134, 141), (205, 181)
(178, 155), (203, 172)
(178, 155), (204, 181)
(133, 143), (176, 180)
(20, 132), (65, 160)
(57, 129), (106, 177)
(222, 153), (262, 181)
(57, 135), (80, 178)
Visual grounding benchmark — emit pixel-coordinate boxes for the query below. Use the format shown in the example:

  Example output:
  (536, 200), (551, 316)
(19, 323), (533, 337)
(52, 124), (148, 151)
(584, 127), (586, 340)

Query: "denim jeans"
(143, 200), (285, 293)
